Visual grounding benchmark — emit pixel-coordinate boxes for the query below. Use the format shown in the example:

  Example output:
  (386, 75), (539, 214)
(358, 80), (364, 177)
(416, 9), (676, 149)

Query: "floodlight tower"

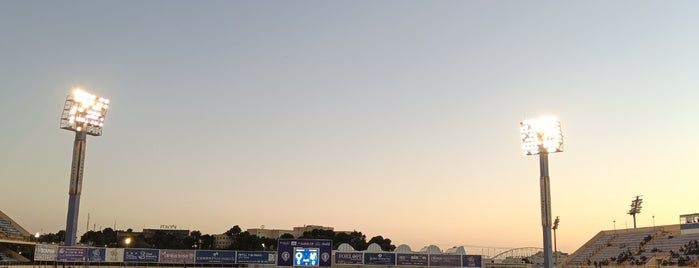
(628, 195), (643, 229)
(59, 88), (110, 246)
(520, 116), (563, 268)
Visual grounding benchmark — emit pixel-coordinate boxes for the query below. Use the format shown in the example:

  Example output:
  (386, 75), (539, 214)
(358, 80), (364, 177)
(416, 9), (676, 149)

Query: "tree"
(200, 234), (214, 249)
(225, 226), (242, 236)
(39, 231), (65, 244)
(231, 231), (263, 250)
(280, 233), (295, 239)
(368, 236), (396, 251)
(300, 229), (334, 240)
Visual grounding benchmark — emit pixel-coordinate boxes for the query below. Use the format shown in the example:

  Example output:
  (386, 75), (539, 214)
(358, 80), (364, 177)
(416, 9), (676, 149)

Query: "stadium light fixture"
(60, 88), (109, 136)
(628, 195), (643, 229)
(520, 115), (563, 268)
(60, 88), (110, 246)
(520, 116), (563, 155)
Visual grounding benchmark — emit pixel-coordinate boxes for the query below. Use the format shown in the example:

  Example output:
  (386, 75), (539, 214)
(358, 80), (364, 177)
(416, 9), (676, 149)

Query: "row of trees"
(37, 226), (396, 251)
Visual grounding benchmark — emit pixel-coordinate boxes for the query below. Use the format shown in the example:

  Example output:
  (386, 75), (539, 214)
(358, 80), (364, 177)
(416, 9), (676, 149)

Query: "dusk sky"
(1, 1), (698, 254)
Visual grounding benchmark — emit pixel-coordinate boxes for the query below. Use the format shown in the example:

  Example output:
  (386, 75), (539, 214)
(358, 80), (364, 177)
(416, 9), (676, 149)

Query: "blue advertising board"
(429, 254), (462, 266)
(124, 249), (160, 263)
(87, 248), (106, 262)
(236, 251), (276, 264)
(277, 239), (332, 267)
(57, 247), (87, 262)
(335, 252), (363, 265)
(195, 250), (236, 264)
(396, 253), (428, 266)
(462, 255), (482, 267)
(364, 253), (396, 265)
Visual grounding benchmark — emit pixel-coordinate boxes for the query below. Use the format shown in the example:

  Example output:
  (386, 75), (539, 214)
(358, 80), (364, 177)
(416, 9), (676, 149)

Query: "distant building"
(246, 228), (291, 238)
(212, 225), (335, 249)
(291, 225), (334, 238)
(213, 234), (233, 249)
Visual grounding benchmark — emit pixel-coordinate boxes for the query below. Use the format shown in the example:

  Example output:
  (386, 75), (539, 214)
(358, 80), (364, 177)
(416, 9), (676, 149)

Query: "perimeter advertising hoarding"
(105, 248), (124, 262)
(57, 247), (87, 262)
(462, 255), (482, 267)
(124, 249), (160, 263)
(160, 249), (195, 263)
(277, 239), (332, 267)
(88, 248), (106, 262)
(364, 253), (396, 265)
(396, 253), (429, 266)
(335, 252), (363, 265)
(429, 254), (462, 266)
(236, 251), (276, 264)
(34, 244), (58, 261)
(195, 250), (236, 264)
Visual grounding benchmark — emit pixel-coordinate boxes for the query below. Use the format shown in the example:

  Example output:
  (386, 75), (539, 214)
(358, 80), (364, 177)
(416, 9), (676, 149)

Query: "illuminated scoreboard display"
(294, 248), (319, 266)
(277, 239), (332, 267)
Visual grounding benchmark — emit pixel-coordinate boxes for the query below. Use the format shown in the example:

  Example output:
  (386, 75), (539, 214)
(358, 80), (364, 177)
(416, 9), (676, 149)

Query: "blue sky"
(1, 1), (698, 253)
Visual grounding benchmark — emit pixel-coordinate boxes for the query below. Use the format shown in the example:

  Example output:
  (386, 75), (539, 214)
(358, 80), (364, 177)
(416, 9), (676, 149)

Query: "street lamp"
(59, 88), (110, 246)
(553, 216), (560, 266)
(520, 116), (563, 268)
(125, 237), (132, 248)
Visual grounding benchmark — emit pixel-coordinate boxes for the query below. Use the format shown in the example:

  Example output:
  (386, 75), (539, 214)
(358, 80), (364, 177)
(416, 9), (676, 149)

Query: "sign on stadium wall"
(195, 250), (236, 264)
(396, 253), (429, 266)
(236, 251), (276, 264)
(335, 252), (363, 265)
(57, 247), (87, 262)
(105, 248), (124, 262)
(34, 244), (58, 261)
(33, 245), (483, 267)
(124, 249), (160, 263)
(429, 254), (461, 266)
(462, 255), (482, 267)
(364, 253), (396, 265)
(87, 248), (105, 262)
(277, 239), (332, 267)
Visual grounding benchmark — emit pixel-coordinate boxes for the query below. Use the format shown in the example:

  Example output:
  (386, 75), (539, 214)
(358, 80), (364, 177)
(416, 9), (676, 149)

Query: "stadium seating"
(0, 218), (22, 237)
(565, 226), (699, 267)
(0, 251), (19, 262)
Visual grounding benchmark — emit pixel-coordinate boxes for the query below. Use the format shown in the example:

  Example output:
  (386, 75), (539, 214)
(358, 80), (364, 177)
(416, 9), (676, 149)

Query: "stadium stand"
(564, 224), (699, 267)
(0, 210), (30, 239)
(0, 251), (18, 262)
(0, 209), (32, 263)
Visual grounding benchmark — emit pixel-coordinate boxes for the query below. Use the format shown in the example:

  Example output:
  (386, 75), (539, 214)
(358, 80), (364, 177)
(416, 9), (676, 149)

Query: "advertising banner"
(57, 247), (87, 262)
(34, 244), (58, 261)
(105, 248), (124, 262)
(429, 254), (462, 267)
(335, 252), (363, 265)
(236, 251), (276, 264)
(462, 255), (482, 267)
(124, 249), (160, 263)
(277, 239), (332, 267)
(160, 250), (195, 263)
(195, 250), (236, 264)
(364, 253), (396, 265)
(87, 248), (106, 262)
(396, 253), (428, 266)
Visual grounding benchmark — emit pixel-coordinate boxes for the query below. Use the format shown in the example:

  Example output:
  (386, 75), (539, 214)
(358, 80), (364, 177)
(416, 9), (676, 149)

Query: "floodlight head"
(520, 116), (563, 155)
(60, 88), (110, 136)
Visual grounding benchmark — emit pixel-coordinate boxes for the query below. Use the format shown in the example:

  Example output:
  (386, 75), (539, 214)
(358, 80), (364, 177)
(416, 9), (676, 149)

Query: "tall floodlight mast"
(628, 195), (643, 229)
(520, 116), (564, 268)
(59, 88), (110, 246)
